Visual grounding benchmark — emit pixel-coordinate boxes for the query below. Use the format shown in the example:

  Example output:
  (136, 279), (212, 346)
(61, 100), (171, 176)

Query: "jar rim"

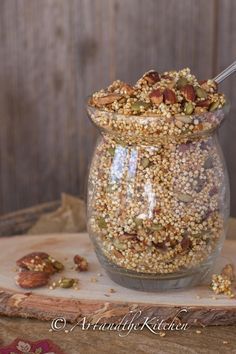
(87, 100), (230, 143)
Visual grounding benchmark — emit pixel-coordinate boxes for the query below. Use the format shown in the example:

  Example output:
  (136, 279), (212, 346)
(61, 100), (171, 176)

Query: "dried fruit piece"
(93, 93), (123, 107)
(184, 102), (194, 115)
(181, 84), (196, 101)
(195, 87), (208, 99)
(181, 237), (192, 251)
(143, 71), (160, 84)
(176, 192), (193, 203)
(131, 101), (151, 112)
(59, 277), (76, 288)
(16, 271), (50, 289)
(149, 88), (163, 104)
(97, 216), (107, 229)
(74, 254), (88, 271)
(141, 157), (150, 168)
(163, 88), (177, 104)
(176, 77), (188, 89)
(209, 101), (219, 112)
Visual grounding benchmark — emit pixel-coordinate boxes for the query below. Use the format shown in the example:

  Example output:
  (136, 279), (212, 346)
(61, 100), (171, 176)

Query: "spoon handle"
(213, 61), (236, 84)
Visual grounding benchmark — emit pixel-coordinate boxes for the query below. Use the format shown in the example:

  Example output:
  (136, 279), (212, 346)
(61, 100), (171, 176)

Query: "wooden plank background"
(0, 0), (236, 216)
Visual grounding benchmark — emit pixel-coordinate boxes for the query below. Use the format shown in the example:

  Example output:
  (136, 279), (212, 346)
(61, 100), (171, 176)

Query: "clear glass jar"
(87, 103), (230, 291)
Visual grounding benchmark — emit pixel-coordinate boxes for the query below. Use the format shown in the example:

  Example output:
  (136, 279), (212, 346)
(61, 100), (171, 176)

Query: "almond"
(92, 93), (123, 107)
(149, 88), (163, 104)
(74, 254), (88, 271)
(196, 99), (210, 107)
(181, 84), (196, 101)
(143, 71), (160, 84)
(163, 88), (177, 104)
(16, 252), (63, 274)
(119, 82), (135, 95)
(16, 271), (50, 289)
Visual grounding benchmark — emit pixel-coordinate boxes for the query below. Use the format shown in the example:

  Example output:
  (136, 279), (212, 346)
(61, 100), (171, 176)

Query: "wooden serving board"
(0, 233), (236, 326)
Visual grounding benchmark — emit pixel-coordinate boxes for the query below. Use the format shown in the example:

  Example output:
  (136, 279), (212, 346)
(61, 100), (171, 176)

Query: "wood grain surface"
(0, 0), (236, 216)
(0, 233), (236, 326)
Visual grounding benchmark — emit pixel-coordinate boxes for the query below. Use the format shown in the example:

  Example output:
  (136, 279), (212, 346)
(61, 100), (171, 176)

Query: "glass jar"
(87, 103), (230, 291)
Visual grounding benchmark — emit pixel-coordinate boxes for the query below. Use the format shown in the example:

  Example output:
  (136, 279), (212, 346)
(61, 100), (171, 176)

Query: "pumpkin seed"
(131, 101), (151, 112)
(114, 239), (127, 251)
(204, 156), (214, 169)
(53, 260), (64, 271)
(141, 157), (150, 168)
(108, 147), (115, 156)
(195, 87), (208, 99)
(59, 278), (75, 288)
(134, 218), (143, 227)
(176, 77), (188, 89)
(176, 115), (192, 124)
(209, 101), (219, 112)
(150, 223), (163, 231)
(176, 192), (193, 203)
(184, 102), (194, 115)
(97, 217), (107, 229)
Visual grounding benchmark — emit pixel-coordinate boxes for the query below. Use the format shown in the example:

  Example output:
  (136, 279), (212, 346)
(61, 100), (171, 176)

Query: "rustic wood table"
(0, 202), (236, 354)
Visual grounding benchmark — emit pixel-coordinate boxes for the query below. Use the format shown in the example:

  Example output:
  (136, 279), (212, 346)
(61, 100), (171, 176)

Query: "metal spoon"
(213, 60), (236, 84)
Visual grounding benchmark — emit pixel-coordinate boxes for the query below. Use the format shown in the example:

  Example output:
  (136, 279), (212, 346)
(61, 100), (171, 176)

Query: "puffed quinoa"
(87, 68), (229, 276)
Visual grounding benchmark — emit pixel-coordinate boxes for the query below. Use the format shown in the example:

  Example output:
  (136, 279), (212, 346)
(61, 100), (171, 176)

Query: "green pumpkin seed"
(97, 217), (107, 229)
(209, 101), (219, 112)
(53, 260), (64, 271)
(150, 223), (163, 231)
(176, 77), (188, 89)
(184, 102), (194, 115)
(59, 278), (75, 288)
(114, 239), (127, 251)
(195, 87), (208, 99)
(176, 192), (193, 203)
(131, 101), (151, 112)
(108, 147), (115, 156)
(176, 115), (192, 124)
(134, 218), (143, 227)
(141, 157), (150, 168)
(204, 156), (214, 169)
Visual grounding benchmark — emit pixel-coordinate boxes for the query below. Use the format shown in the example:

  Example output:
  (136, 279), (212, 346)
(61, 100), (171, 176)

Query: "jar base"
(96, 250), (212, 292)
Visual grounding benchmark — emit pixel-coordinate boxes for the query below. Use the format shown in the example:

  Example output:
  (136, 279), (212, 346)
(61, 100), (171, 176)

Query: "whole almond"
(92, 93), (123, 107)
(16, 252), (62, 274)
(163, 88), (177, 104)
(119, 82), (135, 95)
(181, 84), (196, 101)
(144, 71), (160, 84)
(16, 271), (50, 289)
(149, 88), (163, 104)
(196, 99), (210, 108)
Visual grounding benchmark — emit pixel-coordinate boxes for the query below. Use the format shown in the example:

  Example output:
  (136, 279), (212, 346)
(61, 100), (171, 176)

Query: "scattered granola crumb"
(222, 341), (228, 345)
(109, 288), (116, 293)
(211, 274), (234, 298)
(196, 295), (201, 299)
(90, 277), (98, 283)
(159, 331), (166, 337)
(196, 330), (201, 334)
(74, 254), (89, 271)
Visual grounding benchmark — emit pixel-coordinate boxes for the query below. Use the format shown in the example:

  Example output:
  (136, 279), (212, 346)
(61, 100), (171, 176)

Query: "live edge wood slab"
(0, 233), (236, 326)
